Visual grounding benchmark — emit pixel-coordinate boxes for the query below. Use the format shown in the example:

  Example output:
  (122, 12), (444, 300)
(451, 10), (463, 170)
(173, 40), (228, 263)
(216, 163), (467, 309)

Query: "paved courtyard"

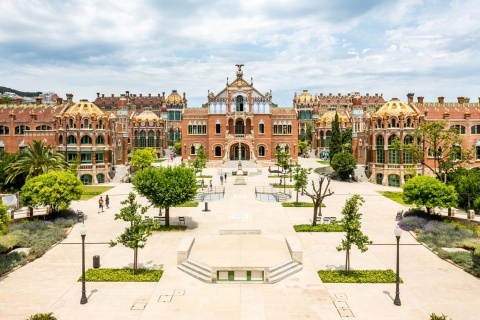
(0, 157), (479, 320)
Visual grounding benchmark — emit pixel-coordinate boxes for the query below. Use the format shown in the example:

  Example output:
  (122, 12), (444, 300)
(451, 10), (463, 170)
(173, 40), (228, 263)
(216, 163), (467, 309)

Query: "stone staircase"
(177, 260), (212, 283)
(110, 165), (127, 183)
(268, 260), (302, 283)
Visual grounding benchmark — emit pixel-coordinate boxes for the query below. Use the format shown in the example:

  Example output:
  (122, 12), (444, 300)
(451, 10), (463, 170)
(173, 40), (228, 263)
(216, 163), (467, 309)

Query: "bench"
(154, 216), (166, 223)
(323, 217), (330, 224)
(315, 215), (322, 223)
(178, 216), (186, 225)
(76, 210), (84, 223)
(329, 217), (337, 223)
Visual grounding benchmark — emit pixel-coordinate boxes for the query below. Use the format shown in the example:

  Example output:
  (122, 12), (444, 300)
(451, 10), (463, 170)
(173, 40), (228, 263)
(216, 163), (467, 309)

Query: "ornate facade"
(182, 65), (298, 164)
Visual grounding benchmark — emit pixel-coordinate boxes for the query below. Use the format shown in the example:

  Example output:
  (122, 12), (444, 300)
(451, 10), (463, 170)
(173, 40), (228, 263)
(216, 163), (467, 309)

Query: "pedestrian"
(209, 179), (212, 191)
(105, 195), (110, 209)
(224, 172), (227, 182)
(201, 179), (205, 189)
(220, 175), (224, 185)
(98, 196), (104, 213)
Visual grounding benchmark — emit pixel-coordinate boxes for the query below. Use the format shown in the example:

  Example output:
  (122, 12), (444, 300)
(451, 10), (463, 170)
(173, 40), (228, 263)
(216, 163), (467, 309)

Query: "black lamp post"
(79, 224), (88, 305)
(394, 225), (402, 306)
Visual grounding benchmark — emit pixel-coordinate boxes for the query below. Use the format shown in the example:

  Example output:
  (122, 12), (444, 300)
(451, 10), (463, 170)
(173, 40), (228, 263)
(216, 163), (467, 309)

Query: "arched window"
(96, 136), (104, 145)
(300, 128), (305, 141)
(376, 119), (382, 129)
(140, 131), (146, 148)
(156, 131), (161, 148)
(406, 118), (413, 128)
(235, 120), (245, 135)
(450, 125), (466, 134)
(388, 174), (400, 187)
(215, 146), (222, 157)
(325, 131), (332, 147)
(14, 125), (30, 135)
(190, 145), (196, 155)
(376, 135), (384, 163)
(134, 131), (139, 148)
(471, 125), (480, 134)
(285, 145), (289, 154)
(59, 136), (63, 144)
(403, 135), (413, 164)
(0, 126), (9, 135)
(35, 125), (52, 130)
(81, 135), (92, 144)
(67, 135), (77, 144)
(388, 135), (399, 164)
(83, 119), (89, 129)
(320, 131), (324, 147)
(236, 96), (244, 112)
(376, 173), (383, 185)
(258, 146), (265, 157)
(148, 131), (154, 147)
(68, 119), (75, 128)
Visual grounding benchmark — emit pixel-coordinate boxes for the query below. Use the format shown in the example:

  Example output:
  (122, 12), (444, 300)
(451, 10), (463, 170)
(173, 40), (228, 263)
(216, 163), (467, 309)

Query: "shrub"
(82, 268), (163, 282)
(398, 216), (428, 231)
(52, 218), (75, 228)
(417, 221), (473, 250)
(282, 202), (325, 208)
(151, 223), (187, 232)
(318, 269), (399, 283)
(430, 314), (450, 320)
(172, 202), (198, 207)
(0, 251), (27, 275)
(27, 312), (57, 320)
(0, 232), (21, 253)
(294, 222), (345, 232)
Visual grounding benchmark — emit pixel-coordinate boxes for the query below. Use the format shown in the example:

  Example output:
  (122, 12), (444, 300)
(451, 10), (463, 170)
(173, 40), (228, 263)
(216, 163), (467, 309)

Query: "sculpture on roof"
(235, 64), (244, 79)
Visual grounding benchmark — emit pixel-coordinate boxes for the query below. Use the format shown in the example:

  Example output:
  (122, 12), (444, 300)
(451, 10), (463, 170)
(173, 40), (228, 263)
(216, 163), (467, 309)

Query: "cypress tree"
(329, 112), (342, 163)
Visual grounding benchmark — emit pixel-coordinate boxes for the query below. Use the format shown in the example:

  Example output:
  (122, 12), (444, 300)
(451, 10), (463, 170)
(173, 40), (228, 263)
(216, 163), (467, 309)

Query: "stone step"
(269, 261), (299, 278)
(177, 264), (211, 283)
(269, 260), (295, 273)
(184, 260), (211, 274)
(269, 264), (303, 284)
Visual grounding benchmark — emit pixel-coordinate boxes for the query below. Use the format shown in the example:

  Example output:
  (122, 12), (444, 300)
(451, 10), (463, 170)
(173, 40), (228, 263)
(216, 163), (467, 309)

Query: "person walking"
(224, 172), (227, 182)
(209, 179), (213, 191)
(220, 175), (224, 185)
(98, 196), (104, 213)
(105, 195), (110, 209)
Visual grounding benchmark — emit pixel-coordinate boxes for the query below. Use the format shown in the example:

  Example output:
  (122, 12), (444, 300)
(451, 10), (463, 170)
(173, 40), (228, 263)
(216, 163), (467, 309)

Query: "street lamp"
(394, 225), (402, 306)
(79, 223), (88, 305)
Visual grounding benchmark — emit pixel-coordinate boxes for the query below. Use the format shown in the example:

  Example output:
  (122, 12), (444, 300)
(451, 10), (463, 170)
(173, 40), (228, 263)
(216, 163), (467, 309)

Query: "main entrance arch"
(229, 143), (250, 160)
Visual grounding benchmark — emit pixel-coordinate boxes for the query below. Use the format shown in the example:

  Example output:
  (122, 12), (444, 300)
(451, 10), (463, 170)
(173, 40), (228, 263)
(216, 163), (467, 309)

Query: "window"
(134, 131), (139, 147)
(320, 132), (324, 147)
(80, 152), (92, 163)
(168, 111), (181, 121)
(376, 119), (382, 129)
(273, 124), (292, 135)
(376, 173), (383, 185)
(190, 145), (196, 155)
(82, 119), (90, 129)
(235, 121), (245, 135)
(236, 96), (244, 112)
(140, 131), (146, 148)
(81, 135), (92, 144)
(68, 119), (75, 128)
(451, 125), (466, 134)
(306, 110), (311, 119)
(299, 111), (305, 120)
(96, 136), (104, 144)
(325, 131), (331, 147)
(388, 174), (400, 187)
(0, 126), (9, 135)
(406, 118), (413, 128)
(67, 152), (77, 162)
(477, 146), (480, 160)
(152, 105), (160, 110)
(15, 125), (30, 135)
(188, 124), (207, 135)
(59, 136), (63, 144)
(67, 135), (77, 144)
(216, 123), (221, 134)
(258, 146), (265, 157)
(259, 123), (265, 134)
(376, 135), (384, 163)
(35, 125), (52, 130)
(471, 125), (480, 134)
(215, 146), (222, 157)
(105, 105), (112, 110)
(148, 131), (154, 147)
(156, 131), (161, 147)
(450, 145), (462, 161)
(96, 152), (104, 163)
(389, 118), (399, 128)
(388, 135), (399, 164)
(403, 135), (413, 164)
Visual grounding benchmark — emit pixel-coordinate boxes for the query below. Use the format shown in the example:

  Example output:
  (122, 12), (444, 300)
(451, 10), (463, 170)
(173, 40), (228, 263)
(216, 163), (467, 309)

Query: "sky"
(0, 0), (479, 107)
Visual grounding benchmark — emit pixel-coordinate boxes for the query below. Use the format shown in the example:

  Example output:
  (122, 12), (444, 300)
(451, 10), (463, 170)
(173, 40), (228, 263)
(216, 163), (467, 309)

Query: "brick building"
(181, 65), (298, 165)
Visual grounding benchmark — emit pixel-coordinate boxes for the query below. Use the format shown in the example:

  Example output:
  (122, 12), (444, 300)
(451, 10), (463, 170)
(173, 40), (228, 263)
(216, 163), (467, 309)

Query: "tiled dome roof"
(297, 90), (313, 103)
(64, 99), (104, 117)
(373, 98), (419, 118)
(166, 90), (182, 103)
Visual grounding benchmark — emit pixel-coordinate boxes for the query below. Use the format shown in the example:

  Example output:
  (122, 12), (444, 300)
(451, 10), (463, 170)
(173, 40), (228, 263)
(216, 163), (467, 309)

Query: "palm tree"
(6, 140), (67, 184)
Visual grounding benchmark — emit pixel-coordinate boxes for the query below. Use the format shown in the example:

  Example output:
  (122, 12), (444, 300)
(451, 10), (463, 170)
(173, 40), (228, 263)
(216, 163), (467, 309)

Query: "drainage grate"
(158, 295), (172, 302)
(131, 298), (148, 310)
(335, 293), (348, 300)
(173, 289), (185, 296)
(338, 309), (355, 317)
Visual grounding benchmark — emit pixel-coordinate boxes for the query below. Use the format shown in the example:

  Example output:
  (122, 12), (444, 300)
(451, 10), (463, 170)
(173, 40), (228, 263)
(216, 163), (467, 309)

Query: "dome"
(64, 99), (105, 117)
(316, 111), (349, 123)
(134, 109), (162, 122)
(166, 90), (182, 103)
(297, 90), (313, 103)
(373, 98), (419, 118)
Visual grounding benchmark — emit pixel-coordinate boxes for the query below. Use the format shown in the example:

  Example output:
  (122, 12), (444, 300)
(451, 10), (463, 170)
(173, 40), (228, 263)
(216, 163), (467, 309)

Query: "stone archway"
(229, 142), (251, 160)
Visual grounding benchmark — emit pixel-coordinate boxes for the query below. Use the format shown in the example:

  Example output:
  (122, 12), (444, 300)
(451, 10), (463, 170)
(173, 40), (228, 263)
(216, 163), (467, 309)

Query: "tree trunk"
(296, 190), (299, 203)
(312, 204), (318, 226)
(165, 207), (170, 227)
(133, 247), (138, 274)
(345, 247), (350, 272)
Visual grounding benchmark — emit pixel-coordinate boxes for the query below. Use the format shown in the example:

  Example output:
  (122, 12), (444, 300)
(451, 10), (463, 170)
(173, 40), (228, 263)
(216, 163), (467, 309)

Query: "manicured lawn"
(196, 175), (212, 178)
(151, 224), (187, 232)
(282, 202), (325, 207)
(294, 222), (344, 232)
(273, 185), (295, 188)
(378, 191), (409, 206)
(80, 186), (115, 200)
(317, 160), (330, 165)
(318, 269), (401, 283)
(82, 268), (163, 282)
(153, 159), (166, 163)
(173, 202), (199, 207)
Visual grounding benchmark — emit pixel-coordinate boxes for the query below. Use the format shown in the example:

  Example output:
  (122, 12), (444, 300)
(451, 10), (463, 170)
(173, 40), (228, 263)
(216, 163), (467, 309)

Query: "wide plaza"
(0, 157), (479, 320)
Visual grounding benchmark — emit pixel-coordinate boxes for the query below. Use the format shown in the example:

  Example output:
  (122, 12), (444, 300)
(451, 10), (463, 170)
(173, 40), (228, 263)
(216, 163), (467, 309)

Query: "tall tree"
(192, 145), (207, 175)
(130, 148), (155, 170)
(0, 151), (24, 191)
(292, 165), (311, 203)
(331, 151), (357, 180)
(20, 171), (82, 214)
(397, 121), (473, 183)
(403, 175), (458, 214)
(303, 177), (334, 226)
(298, 141), (308, 156)
(448, 168), (480, 210)
(305, 122), (313, 143)
(133, 166), (197, 227)
(341, 128), (353, 152)
(110, 193), (153, 274)
(275, 147), (290, 172)
(329, 112), (342, 164)
(336, 195), (371, 272)
(6, 140), (67, 184)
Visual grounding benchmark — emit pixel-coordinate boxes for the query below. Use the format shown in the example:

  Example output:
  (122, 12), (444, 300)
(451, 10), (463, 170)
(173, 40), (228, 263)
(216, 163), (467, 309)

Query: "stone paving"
(0, 156), (479, 319)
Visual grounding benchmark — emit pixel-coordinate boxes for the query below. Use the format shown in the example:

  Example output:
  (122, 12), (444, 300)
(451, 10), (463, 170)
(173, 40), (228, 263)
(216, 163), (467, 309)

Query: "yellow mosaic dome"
(316, 111), (349, 123)
(373, 98), (419, 118)
(133, 110), (163, 123)
(166, 90), (182, 103)
(64, 99), (104, 117)
(297, 90), (313, 103)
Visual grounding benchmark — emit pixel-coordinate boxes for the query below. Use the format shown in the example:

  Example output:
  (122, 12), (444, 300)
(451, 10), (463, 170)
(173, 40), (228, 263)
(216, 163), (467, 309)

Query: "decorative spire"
(235, 64), (244, 79)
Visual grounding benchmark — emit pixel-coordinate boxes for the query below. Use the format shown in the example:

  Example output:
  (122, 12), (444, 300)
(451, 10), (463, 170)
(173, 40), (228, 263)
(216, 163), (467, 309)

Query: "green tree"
(192, 145), (207, 175)
(20, 171), (82, 214)
(402, 176), (458, 214)
(133, 166), (197, 227)
(396, 121), (473, 183)
(0, 199), (9, 235)
(292, 165), (311, 203)
(331, 151), (357, 180)
(0, 151), (24, 191)
(305, 122), (313, 143)
(173, 141), (182, 155)
(275, 147), (290, 172)
(341, 128), (352, 152)
(6, 140), (67, 184)
(336, 195), (371, 272)
(0, 97), (12, 104)
(130, 148), (155, 170)
(448, 168), (480, 210)
(303, 177), (334, 226)
(329, 112), (342, 164)
(298, 141), (308, 156)
(110, 192), (153, 274)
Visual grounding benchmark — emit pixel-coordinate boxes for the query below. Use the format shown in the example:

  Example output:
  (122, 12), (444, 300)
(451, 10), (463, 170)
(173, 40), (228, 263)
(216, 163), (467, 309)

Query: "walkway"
(0, 157), (479, 319)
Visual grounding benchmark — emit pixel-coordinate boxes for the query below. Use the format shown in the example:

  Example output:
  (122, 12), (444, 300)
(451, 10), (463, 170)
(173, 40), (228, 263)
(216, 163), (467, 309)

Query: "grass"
(153, 159), (166, 163)
(318, 269), (401, 283)
(294, 222), (344, 232)
(81, 268), (163, 282)
(282, 202), (325, 207)
(377, 191), (409, 206)
(196, 175), (212, 178)
(80, 186), (115, 200)
(273, 184), (295, 188)
(317, 160), (330, 165)
(173, 202), (199, 207)
(151, 224), (187, 232)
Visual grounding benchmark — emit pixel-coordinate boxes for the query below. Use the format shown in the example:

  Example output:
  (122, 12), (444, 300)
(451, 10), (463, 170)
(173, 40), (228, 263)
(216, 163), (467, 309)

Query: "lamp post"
(394, 225), (402, 306)
(79, 224), (88, 305)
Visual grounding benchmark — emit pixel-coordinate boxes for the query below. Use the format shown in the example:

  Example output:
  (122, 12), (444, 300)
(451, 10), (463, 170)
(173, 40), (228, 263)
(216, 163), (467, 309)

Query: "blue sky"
(0, 0), (479, 107)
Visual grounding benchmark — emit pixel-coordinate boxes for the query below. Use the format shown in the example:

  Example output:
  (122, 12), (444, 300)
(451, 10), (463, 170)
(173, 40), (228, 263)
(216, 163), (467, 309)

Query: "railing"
(255, 186), (292, 202)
